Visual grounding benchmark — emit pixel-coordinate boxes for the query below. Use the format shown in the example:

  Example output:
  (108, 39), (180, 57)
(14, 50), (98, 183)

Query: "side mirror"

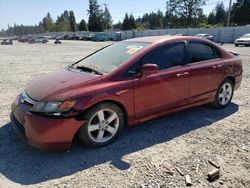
(140, 64), (159, 78)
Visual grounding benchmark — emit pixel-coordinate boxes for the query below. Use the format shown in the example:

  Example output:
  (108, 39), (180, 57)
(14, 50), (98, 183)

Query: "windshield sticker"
(126, 45), (144, 54)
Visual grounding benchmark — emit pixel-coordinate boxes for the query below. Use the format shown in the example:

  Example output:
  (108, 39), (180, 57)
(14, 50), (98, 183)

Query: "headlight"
(30, 100), (76, 116)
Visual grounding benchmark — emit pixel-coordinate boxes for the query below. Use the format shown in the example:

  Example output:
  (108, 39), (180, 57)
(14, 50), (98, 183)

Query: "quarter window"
(189, 42), (220, 63)
(142, 42), (186, 70)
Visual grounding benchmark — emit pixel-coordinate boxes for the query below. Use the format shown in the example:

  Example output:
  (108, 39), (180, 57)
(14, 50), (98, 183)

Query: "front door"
(133, 41), (190, 119)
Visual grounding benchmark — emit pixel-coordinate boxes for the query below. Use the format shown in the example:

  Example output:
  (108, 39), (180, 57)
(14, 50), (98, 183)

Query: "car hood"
(236, 38), (250, 41)
(25, 68), (100, 101)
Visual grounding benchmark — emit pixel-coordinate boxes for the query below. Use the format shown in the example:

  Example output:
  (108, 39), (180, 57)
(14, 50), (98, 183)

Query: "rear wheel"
(79, 103), (125, 147)
(211, 79), (234, 108)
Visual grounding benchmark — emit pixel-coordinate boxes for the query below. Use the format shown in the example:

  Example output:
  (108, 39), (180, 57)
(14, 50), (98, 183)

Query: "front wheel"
(79, 103), (125, 147)
(210, 79), (234, 108)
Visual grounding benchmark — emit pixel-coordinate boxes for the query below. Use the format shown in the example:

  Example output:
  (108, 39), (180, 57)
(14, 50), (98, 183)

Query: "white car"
(28, 36), (49, 44)
(235, 34), (250, 46)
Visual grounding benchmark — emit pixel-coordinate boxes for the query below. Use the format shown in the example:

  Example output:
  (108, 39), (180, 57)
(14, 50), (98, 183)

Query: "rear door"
(133, 41), (190, 119)
(187, 41), (225, 103)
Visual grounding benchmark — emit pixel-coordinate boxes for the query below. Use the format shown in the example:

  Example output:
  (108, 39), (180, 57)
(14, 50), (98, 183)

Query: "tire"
(210, 78), (234, 109)
(79, 103), (125, 147)
(235, 44), (238, 47)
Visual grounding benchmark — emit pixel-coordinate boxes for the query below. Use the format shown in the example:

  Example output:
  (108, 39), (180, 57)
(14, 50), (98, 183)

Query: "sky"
(0, 0), (235, 30)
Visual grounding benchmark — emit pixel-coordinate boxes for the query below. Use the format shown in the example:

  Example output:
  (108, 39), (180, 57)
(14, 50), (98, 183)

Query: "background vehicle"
(235, 33), (250, 46)
(85, 34), (95, 41)
(18, 35), (33, 43)
(1, 39), (13, 45)
(10, 36), (242, 151)
(195, 34), (214, 41)
(28, 36), (49, 43)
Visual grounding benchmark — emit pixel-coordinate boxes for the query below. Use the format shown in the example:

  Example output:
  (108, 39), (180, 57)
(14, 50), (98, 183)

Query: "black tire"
(79, 103), (125, 147)
(235, 44), (238, 47)
(210, 78), (234, 109)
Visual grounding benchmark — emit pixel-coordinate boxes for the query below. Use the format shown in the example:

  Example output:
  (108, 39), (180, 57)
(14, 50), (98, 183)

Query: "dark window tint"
(142, 42), (186, 70)
(189, 42), (219, 63)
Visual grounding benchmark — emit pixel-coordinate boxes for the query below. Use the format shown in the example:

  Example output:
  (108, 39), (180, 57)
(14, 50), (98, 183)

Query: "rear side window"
(189, 42), (220, 63)
(142, 42), (186, 70)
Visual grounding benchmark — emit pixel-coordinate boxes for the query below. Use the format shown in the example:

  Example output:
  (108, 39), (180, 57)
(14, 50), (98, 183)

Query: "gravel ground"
(0, 41), (249, 188)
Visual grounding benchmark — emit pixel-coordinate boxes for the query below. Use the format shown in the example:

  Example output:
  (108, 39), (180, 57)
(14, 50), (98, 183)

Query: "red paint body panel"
(10, 36), (243, 151)
(11, 95), (85, 152)
(134, 65), (190, 119)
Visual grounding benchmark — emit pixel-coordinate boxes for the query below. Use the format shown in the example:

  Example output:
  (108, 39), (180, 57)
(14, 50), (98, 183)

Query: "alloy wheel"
(87, 109), (119, 143)
(218, 83), (233, 106)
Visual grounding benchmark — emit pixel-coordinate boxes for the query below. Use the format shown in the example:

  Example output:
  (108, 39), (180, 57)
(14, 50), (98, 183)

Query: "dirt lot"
(0, 41), (249, 188)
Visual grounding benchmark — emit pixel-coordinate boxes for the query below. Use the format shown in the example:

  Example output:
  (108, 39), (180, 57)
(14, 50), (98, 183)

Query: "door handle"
(213, 64), (223, 69)
(177, 72), (189, 77)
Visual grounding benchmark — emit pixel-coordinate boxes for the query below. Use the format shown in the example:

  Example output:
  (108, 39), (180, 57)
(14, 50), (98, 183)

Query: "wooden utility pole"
(227, 0), (233, 27)
(103, 3), (109, 31)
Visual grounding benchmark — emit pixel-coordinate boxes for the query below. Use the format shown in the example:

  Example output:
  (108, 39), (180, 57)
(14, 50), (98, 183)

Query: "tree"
(103, 5), (112, 30)
(78, 19), (87, 31)
(113, 21), (122, 30)
(167, 0), (207, 27)
(122, 13), (136, 30)
(207, 12), (215, 25)
(214, 2), (227, 25)
(69, 11), (77, 32)
(36, 22), (44, 33)
(88, 0), (104, 32)
(55, 14), (68, 32)
(42, 13), (54, 32)
(231, 0), (250, 25)
(135, 10), (164, 29)
(63, 10), (70, 30)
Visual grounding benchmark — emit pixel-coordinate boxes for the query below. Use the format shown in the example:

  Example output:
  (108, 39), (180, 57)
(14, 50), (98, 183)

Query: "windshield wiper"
(74, 65), (103, 75)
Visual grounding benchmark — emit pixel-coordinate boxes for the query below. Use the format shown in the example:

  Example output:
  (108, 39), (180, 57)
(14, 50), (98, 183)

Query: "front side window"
(189, 42), (219, 63)
(141, 42), (186, 70)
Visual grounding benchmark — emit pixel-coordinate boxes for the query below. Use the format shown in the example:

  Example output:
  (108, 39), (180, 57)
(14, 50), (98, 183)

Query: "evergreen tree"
(55, 14), (68, 32)
(103, 5), (112, 30)
(122, 13), (130, 30)
(231, 0), (250, 25)
(88, 0), (104, 32)
(207, 12), (216, 25)
(168, 0), (207, 27)
(69, 11), (77, 32)
(63, 10), (70, 30)
(79, 19), (88, 31)
(113, 21), (122, 30)
(42, 13), (54, 32)
(214, 2), (227, 25)
(122, 13), (136, 30)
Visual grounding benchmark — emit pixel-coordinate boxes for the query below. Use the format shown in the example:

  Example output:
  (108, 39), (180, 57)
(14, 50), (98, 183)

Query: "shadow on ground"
(0, 103), (238, 185)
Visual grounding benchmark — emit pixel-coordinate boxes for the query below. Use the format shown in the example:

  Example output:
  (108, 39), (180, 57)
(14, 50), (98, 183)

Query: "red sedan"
(10, 36), (242, 152)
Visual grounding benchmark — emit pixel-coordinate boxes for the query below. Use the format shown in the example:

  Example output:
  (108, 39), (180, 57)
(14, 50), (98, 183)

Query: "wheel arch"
(72, 99), (128, 145)
(224, 76), (235, 87)
(74, 99), (128, 126)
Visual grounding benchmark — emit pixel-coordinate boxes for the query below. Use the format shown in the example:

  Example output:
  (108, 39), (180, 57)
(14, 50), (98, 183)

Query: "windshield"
(242, 34), (250, 38)
(74, 42), (149, 74)
(195, 34), (203, 37)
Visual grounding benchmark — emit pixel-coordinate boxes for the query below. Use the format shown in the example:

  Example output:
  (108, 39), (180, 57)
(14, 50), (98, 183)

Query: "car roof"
(124, 35), (206, 44)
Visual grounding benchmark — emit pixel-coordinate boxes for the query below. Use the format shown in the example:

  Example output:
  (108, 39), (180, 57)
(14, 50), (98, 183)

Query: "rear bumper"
(10, 101), (86, 152)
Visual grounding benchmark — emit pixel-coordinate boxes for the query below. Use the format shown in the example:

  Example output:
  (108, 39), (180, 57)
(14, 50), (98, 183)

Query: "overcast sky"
(0, 0), (235, 30)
